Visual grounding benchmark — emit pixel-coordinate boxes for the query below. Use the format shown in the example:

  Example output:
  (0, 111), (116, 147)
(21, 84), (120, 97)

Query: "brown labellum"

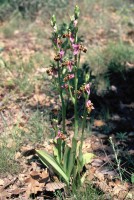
(62, 33), (71, 38)
(54, 54), (61, 61)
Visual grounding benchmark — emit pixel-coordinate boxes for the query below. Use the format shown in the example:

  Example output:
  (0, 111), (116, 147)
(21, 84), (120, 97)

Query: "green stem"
(78, 51), (81, 68)
(79, 99), (87, 155)
(57, 61), (66, 134)
(68, 82), (75, 104)
(74, 55), (78, 138)
(74, 51), (81, 138)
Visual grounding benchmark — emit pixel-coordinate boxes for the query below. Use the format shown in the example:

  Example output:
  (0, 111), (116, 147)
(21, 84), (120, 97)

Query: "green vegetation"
(0, 109), (50, 174)
(73, 184), (104, 200)
(54, 183), (104, 200)
(86, 42), (134, 94)
(0, 143), (20, 174)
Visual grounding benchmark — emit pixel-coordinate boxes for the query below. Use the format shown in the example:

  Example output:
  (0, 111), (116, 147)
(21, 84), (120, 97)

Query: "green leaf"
(53, 139), (62, 164)
(54, 140), (65, 165)
(36, 149), (69, 185)
(63, 145), (71, 175)
(67, 138), (77, 177)
(131, 173), (134, 184)
(80, 172), (87, 184)
(53, 145), (60, 163)
(82, 153), (95, 167)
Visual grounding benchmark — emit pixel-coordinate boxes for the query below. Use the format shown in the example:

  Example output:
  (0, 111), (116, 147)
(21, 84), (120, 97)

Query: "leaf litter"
(0, 134), (133, 199)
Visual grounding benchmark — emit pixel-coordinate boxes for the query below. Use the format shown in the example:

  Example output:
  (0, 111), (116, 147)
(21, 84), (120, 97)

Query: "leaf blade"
(36, 149), (69, 185)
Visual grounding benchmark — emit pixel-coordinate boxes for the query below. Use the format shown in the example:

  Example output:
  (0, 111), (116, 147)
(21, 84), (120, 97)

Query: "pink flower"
(52, 69), (58, 78)
(70, 35), (74, 43)
(62, 60), (74, 72)
(68, 74), (74, 79)
(61, 84), (69, 89)
(63, 73), (75, 82)
(59, 50), (64, 58)
(67, 61), (73, 72)
(74, 20), (78, 27)
(72, 44), (80, 55)
(85, 83), (90, 95)
(55, 130), (62, 139)
(55, 130), (66, 140)
(86, 100), (94, 113)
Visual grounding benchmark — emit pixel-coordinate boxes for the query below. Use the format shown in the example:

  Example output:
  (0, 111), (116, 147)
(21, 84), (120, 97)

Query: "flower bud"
(74, 20), (78, 27)
(51, 15), (56, 27)
(74, 5), (80, 19)
(85, 74), (90, 82)
(53, 25), (58, 33)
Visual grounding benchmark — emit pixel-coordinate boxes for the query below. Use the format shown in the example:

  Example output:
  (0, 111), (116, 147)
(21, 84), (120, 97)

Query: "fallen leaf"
(31, 162), (38, 171)
(0, 177), (18, 190)
(34, 94), (45, 104)
(39, 170), (49, 183)
(126, 188), (134, 199)
(94, 120), (105, 127)
(113, 182), (129, 196)
(91, 158), (104, 167)
(0, 179), (4, 186)
(11, 188), (25, 196)
(95, 180), (111, 193)
(25, 177), (44, 196)
(87, 167), (96, 181)
(45, 182), (66, 192)
(0, 190), (9, 199)
(21, 146), (35, 156)
(30, 171), (41, 180)
(94, 170), (105, 181)
(101, 169), (116, 176)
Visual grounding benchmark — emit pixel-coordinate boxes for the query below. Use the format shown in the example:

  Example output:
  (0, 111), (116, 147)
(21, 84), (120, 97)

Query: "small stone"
(110, 85), (117, 92)
(111, 114), (120, 121)
(128, 132), (134, 137)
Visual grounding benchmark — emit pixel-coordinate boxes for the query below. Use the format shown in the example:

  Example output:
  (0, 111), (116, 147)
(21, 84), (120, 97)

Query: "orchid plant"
(36, 6), (94, 189)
